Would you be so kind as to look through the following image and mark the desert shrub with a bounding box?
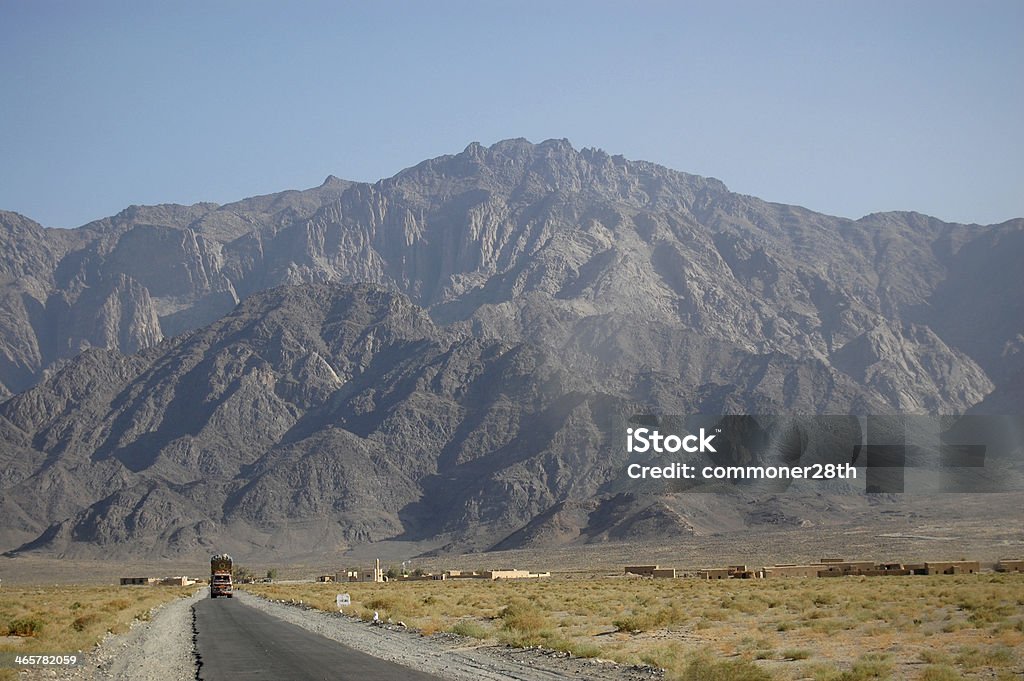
[955,646,1013,668]
[365,596,396,611]
[104,598,131,612]
[71,613,100,632]
[565,641,602,658]
[449,619,489,638]
[918,665,964,681]
[613,603,687,632]
[8,616,44,637]
[783,649,811,660]
[678,654,772,681]
[613,614,645,632]
[830,653,892,680]
[813,592,837,606]
[810,618,845,634]
[543,635,600,658]
[959,597,1014,626]
[499,599,548,634]
[639,642,688,673]
[417,617,444,636]
[362,592,418,619]
[919,650,954,666]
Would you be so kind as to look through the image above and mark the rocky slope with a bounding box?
[0,139,1021,558]
[0,284,634,555]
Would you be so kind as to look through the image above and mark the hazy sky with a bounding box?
[2,1,1021,228]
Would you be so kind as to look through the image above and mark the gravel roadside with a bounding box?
[18,589,203,681]
[235,590,662,681]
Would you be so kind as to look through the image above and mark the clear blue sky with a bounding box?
[2,0,1021,228]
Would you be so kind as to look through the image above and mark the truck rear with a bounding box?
[210,553,233,598]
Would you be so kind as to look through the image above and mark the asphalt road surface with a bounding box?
[194,596,447,680]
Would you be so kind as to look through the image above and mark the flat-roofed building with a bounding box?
[923,561,979,575]
[817,561,876,576]
[624,565,660,577]
[764,564,826,579]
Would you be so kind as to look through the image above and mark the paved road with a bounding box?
[194,596,447,680]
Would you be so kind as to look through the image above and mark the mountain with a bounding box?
[0,283,630,555]
[0,139,1021,558]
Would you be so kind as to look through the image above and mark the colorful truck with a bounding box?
[210,553,233,598]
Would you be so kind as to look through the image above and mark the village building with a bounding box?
[698,568,732,580]
[121,576,195,586]
[764,564,826,579]
[342,558,386,583]
[921,561,980,575]
[685,557,987,580]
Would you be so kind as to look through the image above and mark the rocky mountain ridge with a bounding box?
[1,138,1021,558]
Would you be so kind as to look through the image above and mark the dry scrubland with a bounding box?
[0,585,194,681]
[245,574,1024,681]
